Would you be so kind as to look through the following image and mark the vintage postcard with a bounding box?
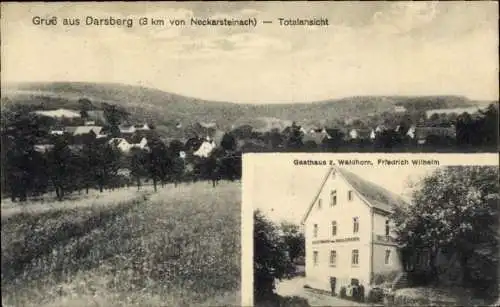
[1,2,498,307]
[243,153,499,306]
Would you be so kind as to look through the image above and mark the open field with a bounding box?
[1,181,241,307]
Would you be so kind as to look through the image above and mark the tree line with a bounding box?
[232,103,498,153]
[1,110,242,202]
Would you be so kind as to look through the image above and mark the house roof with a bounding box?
[34,109,81,118]
[73,126,103,136]
[301,167,409,225]
[303,131,328,144]
[109,138,129,146]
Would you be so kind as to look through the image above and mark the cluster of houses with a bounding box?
[31,108,222,158]
[296,124,455,146]
[273,104,488,147]
[30,103,486,156]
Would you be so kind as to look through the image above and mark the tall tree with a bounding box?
[221,132,237,152]
[280,222,305,264]
[254,210,291,300]
[167,139,185,186]
[46,137,79,200]
[94,143,121,192]
[2,112,47,201]
[393,166,499,291]
[476,103,499,149]
[284,122,304,151]
[129,147,148,190]
[102,103,129,137]
[78,98,93,119]
[147,138,169,192]
[263,129,284,150]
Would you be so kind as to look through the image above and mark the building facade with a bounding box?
[301,167,407,294]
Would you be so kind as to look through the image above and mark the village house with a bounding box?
[407,125,456,145]
[133,123,151,131]
[108,137,148,153]
[109,138,133,153]
[50,130,65,136]
[34,144,55,153]
[119,125,137,134]
[301,167,408,294]
[302,127,331,146]
[193,137,216,158]
[72,126,103,136]
[394,105,407,113]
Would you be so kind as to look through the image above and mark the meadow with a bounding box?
[1,181,241,307]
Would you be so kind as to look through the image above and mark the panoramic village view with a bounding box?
[251,162,499,307]
[2,2,499,307]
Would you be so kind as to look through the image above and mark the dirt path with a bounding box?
[276,277,371,307]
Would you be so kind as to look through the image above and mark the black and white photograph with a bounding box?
[1,2,498,307]
[244,154,499,307]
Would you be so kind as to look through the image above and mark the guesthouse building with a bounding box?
[301,167,408,294]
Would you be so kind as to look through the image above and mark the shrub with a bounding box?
[393,288,459,306]
[366,287,384,303]
[255,293,311,307]
[407,269,437,286]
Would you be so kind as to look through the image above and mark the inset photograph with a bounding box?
[246,154,499,307]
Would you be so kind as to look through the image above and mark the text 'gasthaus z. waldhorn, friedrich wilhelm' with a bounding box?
[292,158,440,167]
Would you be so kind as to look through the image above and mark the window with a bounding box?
[313,224,318,238]
[331,221,337,236]
[385,220,390,236]
[348,190,354,201]
[352,249,359,266]
[330,250,337,266]
[353,217,359,233]
[313,251,319,266]
[318,198,322,209]
[331,190,337,206]
[385,250,391,265]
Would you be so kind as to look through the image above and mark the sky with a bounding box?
[243,153,498,225]
[1,2,498,103]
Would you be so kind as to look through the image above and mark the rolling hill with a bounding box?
[1,81,491,134]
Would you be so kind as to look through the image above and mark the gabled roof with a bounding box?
[303,131,328,145]
[301,167,409,225]
[108,138,130,147]
[73,126,102,136]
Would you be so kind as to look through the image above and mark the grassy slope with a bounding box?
[1,82,488,134]
[1,182,241,307]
